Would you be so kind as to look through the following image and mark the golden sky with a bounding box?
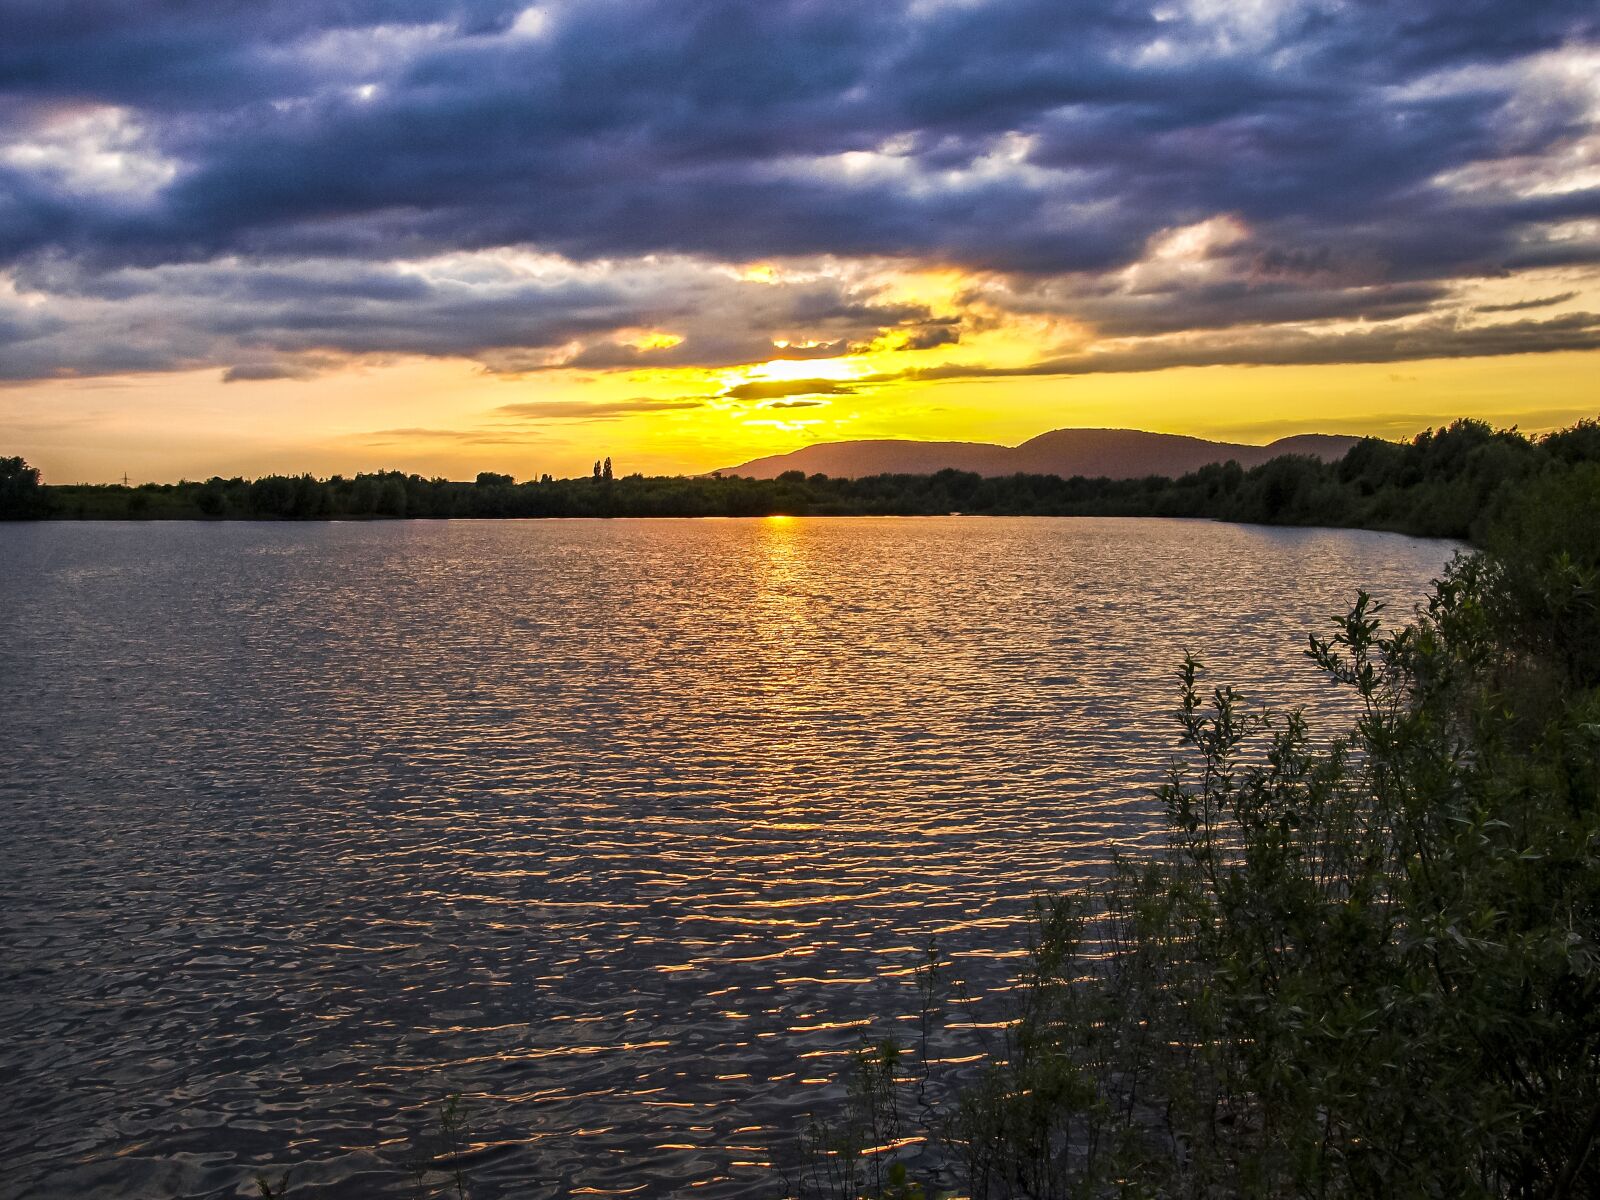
[5,249,1597,483]
[6,342,1596,484]
[3,8,1598,482]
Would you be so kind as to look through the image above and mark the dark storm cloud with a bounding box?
[495,397,706,419]
[1474,291,1579,313]
[721,379,857,401]
[0,250,944,379]
[221,362,315,382]
[356,424,556,446]
[982,276,1456,340]
[904,311,1600,379]
[0,254,664,379]
[1,0,1597,379]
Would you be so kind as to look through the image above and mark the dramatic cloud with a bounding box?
[0,250,939,380]
[905,311,1600,378]
[1474,291,1579,313]
[495,397,707,419]
[2,0,1598,387]
[721,379,858,401]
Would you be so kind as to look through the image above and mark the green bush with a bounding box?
[0,455,49,518]
[800,475,1600,1198]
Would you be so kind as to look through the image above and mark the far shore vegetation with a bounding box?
[4,416,1599,542]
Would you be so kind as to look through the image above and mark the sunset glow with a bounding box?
[2,5,1597,481]
[6,6,1600,1195]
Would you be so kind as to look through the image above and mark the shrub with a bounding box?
[800,475,1600,1198]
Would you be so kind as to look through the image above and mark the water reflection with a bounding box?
[0,517,1456,1198]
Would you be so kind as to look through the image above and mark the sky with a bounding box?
[1,1,1598,482]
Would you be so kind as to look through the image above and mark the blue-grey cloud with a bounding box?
[902,311,1600,379]
[221,361,316,382]
[1,0,1597,380]
[1474,291,1578,313]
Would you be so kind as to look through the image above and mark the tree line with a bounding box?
[3,417,1598,542]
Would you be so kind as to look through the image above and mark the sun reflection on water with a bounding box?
[0,516,1459,1199]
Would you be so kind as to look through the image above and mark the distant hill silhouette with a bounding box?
[714,428,1360,480]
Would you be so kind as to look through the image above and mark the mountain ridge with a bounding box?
[714,428,1361,480]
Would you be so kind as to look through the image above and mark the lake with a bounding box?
[0,517,1457,1198]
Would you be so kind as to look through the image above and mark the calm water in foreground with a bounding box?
[1,517,1457,1198]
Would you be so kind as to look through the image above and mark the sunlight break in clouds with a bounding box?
[0,105,178,198]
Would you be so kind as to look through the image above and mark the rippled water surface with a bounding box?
[1,517,1457,1198]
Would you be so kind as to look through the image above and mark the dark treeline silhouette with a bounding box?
[6,417,1599,540]
[0,455,49,519]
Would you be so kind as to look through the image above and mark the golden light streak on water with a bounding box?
[0,516,1457,1197]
